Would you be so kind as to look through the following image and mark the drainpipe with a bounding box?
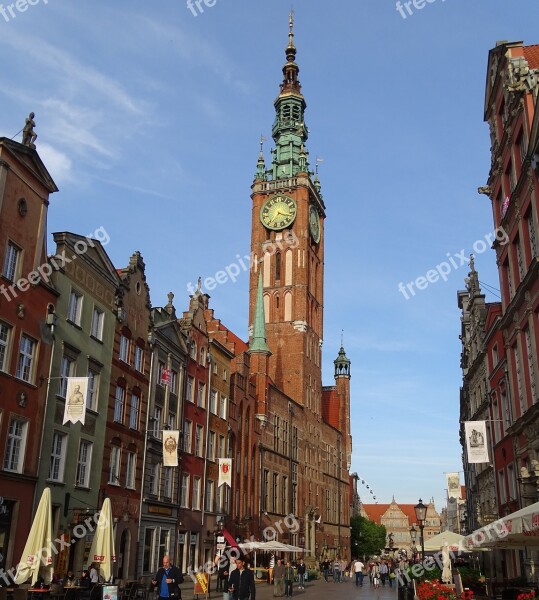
[137,329,156,574]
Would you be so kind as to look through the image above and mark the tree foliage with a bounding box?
[350,514,387,559]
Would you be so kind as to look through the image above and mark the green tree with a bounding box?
[350,515,387,559]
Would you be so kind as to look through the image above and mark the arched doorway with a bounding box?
[118,528,131,579]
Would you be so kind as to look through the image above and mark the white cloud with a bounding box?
[38,143,73,184]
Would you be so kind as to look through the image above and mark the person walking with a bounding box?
[321,559,330,583]
[333,558,340,583]
[296,559,306,590]
[379,560,389,586]
[273,559,285,597]
[353,558,365,587]
[152,555,184,600]
[339,559,347,583]
[228,557,256,600]
[268,554,275,585]
[284,561,294,597]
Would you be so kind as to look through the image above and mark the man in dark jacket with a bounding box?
[152,555,184,600]
[228,557,256,600]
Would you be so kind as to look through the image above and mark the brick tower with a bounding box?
[249,13,325,416]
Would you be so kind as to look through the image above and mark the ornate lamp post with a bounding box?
[414,499,427,562]
[409,525,417,563]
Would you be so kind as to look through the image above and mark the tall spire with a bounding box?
[249,271,271,354]
[270,13,309,179]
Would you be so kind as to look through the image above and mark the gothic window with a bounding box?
[275,251,281,281]
[284,291,292,321]
[264,294,270,323]
[285,249,293,286]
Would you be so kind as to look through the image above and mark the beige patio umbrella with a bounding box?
[14,487,54,585]
[88,498,116,582]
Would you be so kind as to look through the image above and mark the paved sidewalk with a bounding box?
[178,576,400,600]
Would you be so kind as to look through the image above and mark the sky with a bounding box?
[1,0,539,514]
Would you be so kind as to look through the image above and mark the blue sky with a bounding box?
[1,0,539,513]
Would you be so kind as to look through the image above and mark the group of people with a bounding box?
[320,558,349,583]
[270,557,306,597]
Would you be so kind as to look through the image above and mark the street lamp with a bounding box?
[410,525,417,563]
[414,499,427,562]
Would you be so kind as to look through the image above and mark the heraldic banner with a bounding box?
[63,377,89,425]
[446,472,461,499]
[218,458,232,487]
[464,421,490,464]
[163,431,179,467]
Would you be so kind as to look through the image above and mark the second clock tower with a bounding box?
[249,14,325,415]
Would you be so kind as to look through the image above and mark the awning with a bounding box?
[423,530,467,552]
[464,502,539,549]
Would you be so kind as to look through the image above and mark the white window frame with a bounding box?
[197,383,206,408]
[87,367,100,411]
[210,389,218,415]
[208,431,216,461]
[4,417,28,473]
[218,434,226,459]
[67,290,83,326]
[186,376,194,403]
[152,406,162,437]
[49,431,67,482]
[170,370,178,395]
[129,393,140,429]
[0,322,12,373]
[219,395,228,420]
[90,307,104,340]
[109,446,121,485]
[134,346,144,372]
[3,241,21,282]
[192,476,201,510]
[76,440,92,487]
[149,463,160,496]
[183,420,192,453]
[205,480,214,512]
[163,467,172,499]
[126,451,136,489]
[59,355,76,398]
[114,386,125,423]
[119,335,130,363]
[16,334,36,383]
[195,424,204,457]
[180,473,190,508]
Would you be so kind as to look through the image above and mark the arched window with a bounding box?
[275,251,281,281]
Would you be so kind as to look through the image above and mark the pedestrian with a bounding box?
[372,564,380,589]
[228,557,256,600]
[339,558,346,583]
[297,558,306,590]
[333,558,340,583]
[353,558,364,587]
[284,561,294,597]
[321,559,330,582]
[89,563,99,588]
[268,554,275,585]
[151,555,184,600]
[379,560,389,586]
[273,559,285,597]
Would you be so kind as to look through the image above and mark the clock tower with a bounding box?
[249,14,325,414]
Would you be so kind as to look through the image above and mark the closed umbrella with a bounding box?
[88,498,116,582]
[441,544,452,584]
[14,488,54,585]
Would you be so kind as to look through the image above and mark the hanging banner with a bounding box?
[464,421,490,463]
[446,473,461,499]
[63,377,89,425]
[163,431,179,467]
[161,368,171,387]
[218,458,232,487]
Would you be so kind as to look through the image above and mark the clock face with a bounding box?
[309,205,321,243]
[260,194,297,231]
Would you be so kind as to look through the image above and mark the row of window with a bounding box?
[261,470,297,515]
[108,445,137,488]
[182,422,227,460]
[0,323,38,383]
[114,386,141,429]
[49,431,93,487]
[185,378,228,418]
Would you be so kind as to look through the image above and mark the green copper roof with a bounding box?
[269,13,310,180]
[250,271,271,354]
